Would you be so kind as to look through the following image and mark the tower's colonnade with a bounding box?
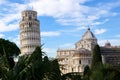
[20,10,40,55]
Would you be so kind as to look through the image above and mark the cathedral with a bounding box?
[56,28,120,74]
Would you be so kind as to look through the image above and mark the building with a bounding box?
[20,10,41,55]
[101,42,120,67]
[56,28,120,74]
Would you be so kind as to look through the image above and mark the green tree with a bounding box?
[0,38,19,74]
[62,72,82,80]
[7,46,45,80]
[90,64,120,80]
[0,49,10,80]
[6,46,62,80]
[91,44,102,70]
[0,38,20,57]
[83,65,91,80]
[90,65,104,80]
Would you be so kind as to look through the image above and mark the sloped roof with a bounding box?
[75,48,91,54]
[73,48,91,57]
[100,47,120,55]
[82,28,97,40]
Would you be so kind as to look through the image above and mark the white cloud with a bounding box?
[0,22,19,32]
[0,0,120,32]
[27,0,120,26]
[27,0,94,26]
[0,0,6,5]
[0,1,27,32]
[29,0,89,16]
[0,34,5,38]
[94,29,107,35]
[41,31,61,37]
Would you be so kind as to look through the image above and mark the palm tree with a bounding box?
[6,46,62,80]
[0,47,10,80]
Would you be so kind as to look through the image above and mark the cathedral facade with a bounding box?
[56,28,120,74]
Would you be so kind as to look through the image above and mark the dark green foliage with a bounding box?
[0,50,10,79]
[30,46,43,62]
[91,44,102,70]
[83,65,91,80]
[89,45,120,80]
[62,72,82,80]
[7,57,15,69]
[5,46,62,80]
[90,64,120,80]
[0,38,19,72]
[1,40,120,80]
[90,44,120,80]
[0,38,20,57]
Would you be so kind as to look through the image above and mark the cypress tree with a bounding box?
[91,44,102,70]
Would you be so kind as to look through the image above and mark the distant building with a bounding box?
[101,42,120,67]
[20,10,41,55]
[56,28,120,74]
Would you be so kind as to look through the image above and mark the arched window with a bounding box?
[79,60,81,64]
[72,68,73,72]
[29,23,32,27]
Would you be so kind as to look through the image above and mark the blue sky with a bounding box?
[0,0,120,57]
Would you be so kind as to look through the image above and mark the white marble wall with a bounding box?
[20,10,40,55]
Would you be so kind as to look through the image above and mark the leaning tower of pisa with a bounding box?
[20,10,41,55]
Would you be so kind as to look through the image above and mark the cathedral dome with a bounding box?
[82,28,97,40]
[105,41,111,47]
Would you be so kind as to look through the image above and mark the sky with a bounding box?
[0,0,120,57]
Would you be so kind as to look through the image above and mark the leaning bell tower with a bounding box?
[20,10,41,55]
